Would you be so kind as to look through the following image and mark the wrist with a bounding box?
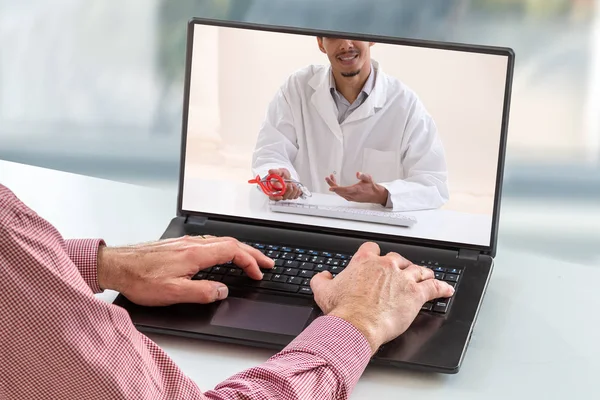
[327,307,381,355]
[97,246,128,292]
[375,184,389,206]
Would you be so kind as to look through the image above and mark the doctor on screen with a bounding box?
[251,36,449,212]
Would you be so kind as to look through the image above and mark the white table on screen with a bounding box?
[182,177,493,246]
[2,159,598,400]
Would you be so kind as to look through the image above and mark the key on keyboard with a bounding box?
[192,241,459,314]
[269,202,417,227]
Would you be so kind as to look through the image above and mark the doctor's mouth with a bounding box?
[336,50,360,67]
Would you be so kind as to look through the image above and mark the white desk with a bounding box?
[182,177,493,246]
[2,160,599,400]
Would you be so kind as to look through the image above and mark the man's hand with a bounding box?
[326,172,389,206]
[310,242,454,355]
[267,168,302,201]
[97,236,274,306]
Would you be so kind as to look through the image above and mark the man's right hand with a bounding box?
[267,168,302,201]
[310,242,455,355]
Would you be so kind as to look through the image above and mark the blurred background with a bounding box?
[1,0,598,262]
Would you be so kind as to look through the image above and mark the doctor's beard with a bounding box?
[341,69,361,78]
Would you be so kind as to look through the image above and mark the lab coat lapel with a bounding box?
[341,97,376,125]
[341,60,388,126]
[309,68,343,141]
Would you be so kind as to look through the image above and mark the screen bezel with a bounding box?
[177,17,515,258]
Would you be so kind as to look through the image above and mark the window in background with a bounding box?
[0,0,598,197]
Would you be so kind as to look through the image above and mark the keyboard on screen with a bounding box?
[269,202,418,227]
[192,241,460,314]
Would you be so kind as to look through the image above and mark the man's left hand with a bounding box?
[97,236,274,306]
[326,172,389,206]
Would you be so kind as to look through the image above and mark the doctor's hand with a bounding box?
[96,235,274,306]
[326,172,389,206]
[267,168,303,201]
[310,242,455,355]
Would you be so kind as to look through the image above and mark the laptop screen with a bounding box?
[181,21,512,249]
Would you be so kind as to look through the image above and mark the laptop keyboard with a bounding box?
[192,241,461,314]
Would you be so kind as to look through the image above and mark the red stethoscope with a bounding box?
[248,173,312,198]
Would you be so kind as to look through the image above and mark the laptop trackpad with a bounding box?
[210,297,313,336]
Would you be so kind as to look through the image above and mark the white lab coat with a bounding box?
[252,59,449,212]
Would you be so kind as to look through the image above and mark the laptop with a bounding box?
[114,17,514,374]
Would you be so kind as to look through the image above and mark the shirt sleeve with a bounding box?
[251,87,301,182]
[0,184,371,400]
[64,238,106,294]
[381,97,450,212]
[206,316,372,399]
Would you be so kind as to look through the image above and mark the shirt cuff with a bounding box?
[64,239,106,294]
[279,315,372,393]
[385,190,393,208]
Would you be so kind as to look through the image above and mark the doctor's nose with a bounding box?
[338,39,355,50]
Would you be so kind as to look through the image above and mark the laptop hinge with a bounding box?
[185,215,208,226]
[457,248,480,261]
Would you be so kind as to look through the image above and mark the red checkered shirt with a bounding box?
[0,184,372,399]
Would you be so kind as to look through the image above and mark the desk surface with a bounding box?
[2,160,599,400]
[182,177,493,246]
